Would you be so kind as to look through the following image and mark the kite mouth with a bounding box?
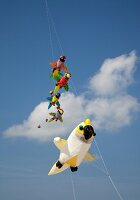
[83,125,94,140]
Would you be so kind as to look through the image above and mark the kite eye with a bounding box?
[79,125,84,130]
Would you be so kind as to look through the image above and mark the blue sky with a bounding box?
[0,0,140,200]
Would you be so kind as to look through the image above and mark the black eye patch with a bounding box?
[84,125,94,134]
[79,125,84,130]
[84,125,95,140]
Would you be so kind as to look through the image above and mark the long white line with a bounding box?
[94,139,125,200]
[44,0,54,60]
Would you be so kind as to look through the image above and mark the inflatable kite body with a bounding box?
[48,118,96,175]
[48,108,64,123]
[54,72,71,94]
[50,67,63,82]
[47,92,61,109]
[50,55,68,72]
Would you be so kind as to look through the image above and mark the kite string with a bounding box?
[94,139,125,200]
[94,139,109,175]
[50,16,64,55]
[70,173,77,200]
[44,0,54,60]
[45,0,63,56]
[44,1,77,200]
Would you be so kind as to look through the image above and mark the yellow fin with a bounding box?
[54,137,67,150]
[65,156,78,167]
[84,152,95,161]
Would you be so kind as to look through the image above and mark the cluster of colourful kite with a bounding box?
[37,55,97,176]
[38,55,71,127]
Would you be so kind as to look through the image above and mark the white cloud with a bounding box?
[90,51,137,96]
[3,51,140,141]
[4,93,87,142]
[85,95,139,130]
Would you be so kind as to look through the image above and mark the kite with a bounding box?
[53,72,71,94]
[50,67,63,82]
[47,91,61,109]
[50,55,68,72]
[48,118,96,175]
[48,107,64,123]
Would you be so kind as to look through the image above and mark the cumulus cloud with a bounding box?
[3,51,140,141]
[85,95,139,130]
[4,93,87,141]
[90,51,137,96]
